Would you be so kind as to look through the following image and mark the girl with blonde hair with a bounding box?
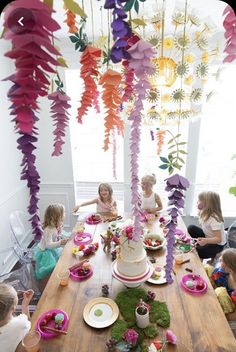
[140,174,163,214]
[73,183,117,214]
[0,283,34,352]
[188,191,226,259]
[34,203,69,281]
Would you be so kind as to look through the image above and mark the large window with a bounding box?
[66,65,236,217]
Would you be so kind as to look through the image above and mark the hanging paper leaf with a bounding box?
[57,56,68,67]
[77,46,102,123]
[3,0,62,240]
[63,0,86,18]
[127,39,155,241]
[48,90,71,156]
[64,9,78,33]
[99,69,124,151]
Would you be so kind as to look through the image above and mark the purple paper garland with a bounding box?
[3,0,61,240]
[165,174,190,283]
[127,40,155,241]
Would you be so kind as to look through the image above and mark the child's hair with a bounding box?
[221,248,236,277]
[43,203,65,229]
[0,283,17,321]
[141,174,156,186]
[198,191,224,223]
[98,183,113,202]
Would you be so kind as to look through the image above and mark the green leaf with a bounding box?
[131,18,147,27]
[174,133,181,139]
[69,35,79,43]
[160,156,169,163]
[168,137,174,144]
[173,163,181,170]
[229,186,236,196]
[179,150,188,154]
[178,157,185,164]
[63,0,87,18]
[75,41,82,50]
[124,0,135,12]
[134,0,140,13]
[168,144,176,149]
[168,166,174,174]
[168,154,174,161]
[55,80,60,86]
[177,142,187,145]
[159,164,169,170]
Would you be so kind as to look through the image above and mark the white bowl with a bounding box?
[143,233,166,250]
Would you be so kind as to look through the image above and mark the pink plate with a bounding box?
[69,267,93,281]
[85,215,102,225]
[36,309,69,339]
[180,273,208,295]
[74,232,92,245]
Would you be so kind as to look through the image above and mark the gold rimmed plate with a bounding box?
[83,297,119,328]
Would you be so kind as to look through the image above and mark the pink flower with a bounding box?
[166,330,177,345]
[159,216,166,223]
[123,328,139,346]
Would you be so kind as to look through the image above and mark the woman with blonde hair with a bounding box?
[188,191,226,259]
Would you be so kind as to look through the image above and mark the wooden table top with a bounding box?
[30,215,236,352]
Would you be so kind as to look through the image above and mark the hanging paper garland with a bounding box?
[156,129,166,155]
[99,69,124,151]
[127,40,155,241]
[164,174,190,283]
[77,46,102,123]
[64,9,78,33]
[48,89,71,157]
[104,0,132,63]
[3,0,61,240]
[222,5,236,63]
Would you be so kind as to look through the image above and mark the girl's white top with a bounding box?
[201,216,226,245]
[0,314,31,352]
[38,227,61,250]
[141,192,156,210]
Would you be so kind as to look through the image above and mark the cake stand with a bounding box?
[112,260,154,288]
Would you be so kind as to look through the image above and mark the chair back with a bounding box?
[227,220,236,248]
[9,210,33,248]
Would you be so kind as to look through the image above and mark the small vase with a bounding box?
[135,307,150,329]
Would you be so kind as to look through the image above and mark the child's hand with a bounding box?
[61,238,69,246]
[73,205,80,213]
[197,237,207,246]
[22,289,34,304]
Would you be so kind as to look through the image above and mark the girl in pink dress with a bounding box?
[73,183,117,214]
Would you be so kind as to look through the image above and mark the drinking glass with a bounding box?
[175,249,184,265]
[57,269,70,286]
[22,330,41,352]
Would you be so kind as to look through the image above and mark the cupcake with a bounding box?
[185,280,194,289]
[54,313,64,329]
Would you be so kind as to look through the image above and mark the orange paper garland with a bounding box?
[77,46,101,123]
[64,9,78,33]
[156,129,166,155]
[99,69,124,151]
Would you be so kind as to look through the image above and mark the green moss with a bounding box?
[115,288,147,324]
[149,301,170,328]
[141,341,148,352]
[111,320,128,340]
[143,325,158,338]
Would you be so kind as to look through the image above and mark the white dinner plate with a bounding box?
[83,298,119,328]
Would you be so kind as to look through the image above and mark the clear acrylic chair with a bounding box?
[227,220,236,248]
[9,210,39,264]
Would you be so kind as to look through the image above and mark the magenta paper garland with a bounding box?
[3,0,61,240]
[164,174,190,283]
[48,91,71,156]
[127,40,155,241]
[222,5,236,63]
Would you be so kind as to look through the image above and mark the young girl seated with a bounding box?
[73,183,117,214]
[34,204,69,283]
[188,191,226,259]
[0,284,34,352]
[205,248,236,314]
[140,174,163,214]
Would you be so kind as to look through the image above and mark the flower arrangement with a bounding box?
[136,299,150,315]
[148,330,177,352]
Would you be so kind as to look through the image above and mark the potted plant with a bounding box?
[135,299,150,329]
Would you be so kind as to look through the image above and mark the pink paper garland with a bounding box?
[3,0,61,240]
[48,91,71,156]
[127,40,155,241]
[222,5,236,63]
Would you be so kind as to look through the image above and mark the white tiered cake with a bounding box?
[117,233,147,277]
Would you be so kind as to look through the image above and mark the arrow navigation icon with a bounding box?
[18,17,24,26]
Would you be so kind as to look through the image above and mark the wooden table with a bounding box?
[31,215,236,352]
